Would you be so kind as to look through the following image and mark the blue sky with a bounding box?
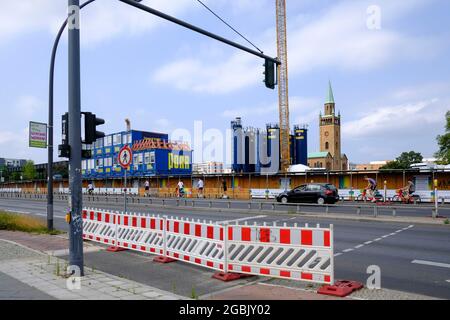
[0,0,449,165]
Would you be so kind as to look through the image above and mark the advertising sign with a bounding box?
[29,121,47,148]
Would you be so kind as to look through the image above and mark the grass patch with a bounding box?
[444,219,449,225]
[0,211,62,235]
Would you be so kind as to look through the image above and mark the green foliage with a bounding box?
[22,160,36,180]
[0,211,61,234]
[435,111,450,165]
[380,151,423,170]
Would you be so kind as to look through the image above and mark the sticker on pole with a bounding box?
[118,145,132,169]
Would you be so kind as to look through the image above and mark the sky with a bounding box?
[0,0,449,166]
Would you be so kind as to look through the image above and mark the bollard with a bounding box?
[260,203,263,211]
[357,207,361,216]
[248,203,251,210]
[162,199,165,207]
[296,205,300,213]
[176,199,179,207]
[227,202,231,209]
[192,201,195,208]
[392,207,396,216]
[272,203,275,211]
[209,201,212,208]
[373,205,378,217]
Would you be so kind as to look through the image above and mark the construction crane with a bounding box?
[276,0,291,172]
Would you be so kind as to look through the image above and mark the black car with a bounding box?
[276,183,339,205]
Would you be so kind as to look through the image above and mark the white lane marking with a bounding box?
[2,209,65,220]
[332,226,415,258]
[446,280,450,283]
[412,260,450,269]
[217,215,267,225]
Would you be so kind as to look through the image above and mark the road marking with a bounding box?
[334,253,343,257]
[343,248,354,253]
[412,260,450,269]
[389,233,396,236]
[354,244,364,249]
[381,235,389,238]
[2,209,65,220]
[374,238,382,241]
[218,215,267,225]
[364,241,373,245]
[446,280,450,283]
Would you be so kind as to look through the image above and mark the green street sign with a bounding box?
[29,121,47,149]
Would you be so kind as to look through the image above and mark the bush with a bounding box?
[0,211,61,235]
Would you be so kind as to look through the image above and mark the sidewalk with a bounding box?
[0,231,185,300]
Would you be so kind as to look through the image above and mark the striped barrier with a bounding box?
[82,208,334,285]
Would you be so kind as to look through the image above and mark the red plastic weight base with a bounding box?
[317,280,364,297]
[106,246,128,252]
[153,256,177,264]
[212,272,254,282]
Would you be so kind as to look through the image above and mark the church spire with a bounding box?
[325,80,335,104]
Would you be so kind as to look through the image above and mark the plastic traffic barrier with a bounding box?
[317,280,364,297]
[82,208,335,285]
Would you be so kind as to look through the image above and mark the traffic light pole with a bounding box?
[68,0,84,276]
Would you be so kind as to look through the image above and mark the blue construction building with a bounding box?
[82,130,192,179]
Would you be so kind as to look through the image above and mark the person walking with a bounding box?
[197,178,204,198]
[222,178,227,199]
[144,180,150,197]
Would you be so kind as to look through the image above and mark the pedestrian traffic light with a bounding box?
[263,58,276,89]
[58,112,70,158]
[82,112,105,145]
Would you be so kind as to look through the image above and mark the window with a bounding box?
[325,142,329,150]
[133,153,143,165]
[95,138,103,148]
[113,134,121,145]
[144,152,155,164]
[122,133,131,145]
[96,158,103,168]
[104,157,112,167]
[82,160,87,170]
[104,135,112,147]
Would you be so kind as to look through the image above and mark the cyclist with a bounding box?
[401,180,415,202]
[364,176,377,202]
[177,180,185,198]
[87,182,94,195]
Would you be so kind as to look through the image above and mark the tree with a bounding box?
[22,160,36,180]
[381,151,423,170]
[435,111,450,164]
[0,165,9,182]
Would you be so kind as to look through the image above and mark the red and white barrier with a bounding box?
[82,208,334,285]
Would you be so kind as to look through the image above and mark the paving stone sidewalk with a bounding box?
[0,238,186,300]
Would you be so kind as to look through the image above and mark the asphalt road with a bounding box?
[1,197,449,299]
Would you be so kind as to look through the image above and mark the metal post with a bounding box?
[434,179,438,218]
[68,0,84,276]
[124,169,127,213]
[330,224,335,285]
[383,180,387,203]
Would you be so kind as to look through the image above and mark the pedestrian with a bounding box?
[88,181,94,195]
[144,179,150,197]
[197,178,204,198]
[177,180,185,198]
[222,178,227,198]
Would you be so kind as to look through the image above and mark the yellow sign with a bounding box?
[168,153,190,170]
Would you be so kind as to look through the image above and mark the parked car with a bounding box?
[276,183,339,205]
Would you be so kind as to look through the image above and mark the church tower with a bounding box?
[319,81,342,170]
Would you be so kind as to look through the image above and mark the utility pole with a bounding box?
[68,0,84,276]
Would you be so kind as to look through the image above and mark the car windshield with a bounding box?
[325,184,336,190]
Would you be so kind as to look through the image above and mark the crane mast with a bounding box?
[276,0,291,172]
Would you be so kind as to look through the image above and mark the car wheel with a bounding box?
[281,196,288,204]
[317,197,325,205]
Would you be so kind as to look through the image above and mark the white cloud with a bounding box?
[0,0,194,46]
[152,0,441,94]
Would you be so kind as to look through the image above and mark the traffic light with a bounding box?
[263,58,276,89]
[82,112,105,145]
[58,112,70,158]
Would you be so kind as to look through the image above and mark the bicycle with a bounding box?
[392,189,421,204]
[356,188,384,202]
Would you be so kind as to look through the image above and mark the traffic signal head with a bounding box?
[263,59,276,89]
[82,112,105,145]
